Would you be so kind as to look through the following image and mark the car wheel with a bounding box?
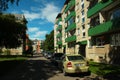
[63,68,67,76]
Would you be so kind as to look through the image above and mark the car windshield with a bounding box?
[68,56,84,61]
[54,53,63,57]
[53,53,63,60]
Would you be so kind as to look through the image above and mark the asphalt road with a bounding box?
[0,54,88,80]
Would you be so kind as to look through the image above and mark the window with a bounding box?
[88,39,92,48]
[81,10,84,16]
[96,37,105,46]
[87,23,90,28]
[111,33,120,46]
[76,15,80,23]
[68,17,75,26]
[76,3,79,11]
[82,24,85,30]
[68,56,84,61]
[82,32,85,38]
[110,9,120,20]
[81,0,84,2]
[81,4,84,9]
[82,17,85,23]
[78,28,80,35]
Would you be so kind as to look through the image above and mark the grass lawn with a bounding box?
[89,61,120,79]
[0,55,28,61]
[0,55,28,76]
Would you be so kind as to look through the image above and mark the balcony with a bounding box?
[56,33,62,38]
[77,40,87,45]
[56,25,62,31]
[65,35,76,42]
[56,18,62,24]
[65,11,76,22]
[57,41,62,45]
[64,0,75,13]
[87,0,94,1]
[87,0,113,18]
[65,23,76,32]
[88,18,120,36]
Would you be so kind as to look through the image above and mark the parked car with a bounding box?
[51,53,64,66]
[46,52,53,59]
[59,54,89,76]
[42,51,48,57]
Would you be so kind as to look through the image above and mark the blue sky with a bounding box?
[6,0,65,40]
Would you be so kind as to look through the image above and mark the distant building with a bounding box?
[32,39,42,53]
[2,14,27,55]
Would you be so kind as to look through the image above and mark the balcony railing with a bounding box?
[88,18,120,36]
[56,18,62,24]
[77,40,87,45]
[56,33,62,38]
[56,25,62,31]
[65,23,76,32]
[65,35,76,42]
[65,11,76,22]
[64,0,75,13]
[87,0,113,18]
[57,40,62,45]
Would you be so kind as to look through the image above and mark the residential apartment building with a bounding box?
[2,14,27,55]
[54,0,120,64]
[87,0,120,64]
[54,0,89,55]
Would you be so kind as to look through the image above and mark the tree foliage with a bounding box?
[0,14,27,48]
[43,30,54,52]
[0,0,20,12]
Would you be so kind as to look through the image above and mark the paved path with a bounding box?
[0,54,89,80]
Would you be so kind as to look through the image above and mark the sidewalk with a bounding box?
[79,73,105,80]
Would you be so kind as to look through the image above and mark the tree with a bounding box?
[0,0,20,12]
[25,39,33,56]
[0,14,27,48]
[43,30,54,52]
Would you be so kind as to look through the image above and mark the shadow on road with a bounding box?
[0,54,61,80]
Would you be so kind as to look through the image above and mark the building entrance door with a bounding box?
[78,44,86,57]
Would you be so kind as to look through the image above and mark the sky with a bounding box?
[6,0,65,40]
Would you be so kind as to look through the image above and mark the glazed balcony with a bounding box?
[65,11,76,22]
[56,25,62,31]
[87,0,113,18]
[88,18,120,36]
[65,23,76,32]
[64,0,75,13]
[56,33,62,38]
[65,35,76,42]
[56,18,62,24]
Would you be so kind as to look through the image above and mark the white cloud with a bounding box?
[22,10,41,21]
[11,10,19,14]
[22,2,60,23]
[34,31,48,37]
[40,3,60,23]
[30,31,48,40]
[27,27,48,40]
[28,27,39,32]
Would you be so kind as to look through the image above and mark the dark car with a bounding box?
[46,52,53,59]
[51,53,64,66]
